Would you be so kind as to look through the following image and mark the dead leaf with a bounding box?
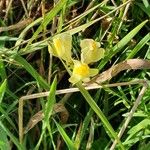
[24,103,69,134]
[86,59,150,85]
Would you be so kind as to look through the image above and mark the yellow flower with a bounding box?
[69,60,98,84]
[48,33,72,63]
[80,39,105,64]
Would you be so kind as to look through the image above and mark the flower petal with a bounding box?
[82,48,105,64]
[48,33,72,63]
[81,39,105,64]
[53,33,72,62]
[69,60,99,84]
[89,68,99,77]
[80,39,100,51]
[73,60,90,78]
[69,60,90,84]
[48,44,57,56]
[69,74,81,84]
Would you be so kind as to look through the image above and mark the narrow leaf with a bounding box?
[44,77,57,126]
[26,0,68,48]
[98,20,148,70]
[14,54,49,90]
[0,58,7,82]
[76,83,125,150]
[0,121,24,150]
[0,125,11,150]
[127,33,150,59]
[0,79,7,103]
[128,119,150,139]
[54,120,77,150]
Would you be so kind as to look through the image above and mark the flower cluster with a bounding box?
[48,33,105,84]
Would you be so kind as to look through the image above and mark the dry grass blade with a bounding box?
[86,118,94,150]
[24,110,43,134]
[86,59,150,85]
[0,18,33,33]
[24,103,69,134]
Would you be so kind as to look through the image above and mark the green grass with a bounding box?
[0,0,150,149]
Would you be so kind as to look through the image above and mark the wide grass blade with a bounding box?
[0,121,24,150]
[98,20,148,70]
[0,79,7,103]
[0,125,11,150]
[44,76,57,127]
[35,77,57,149]
[127,33,150,59]
[126,118,150,141]
[14,54,49,90]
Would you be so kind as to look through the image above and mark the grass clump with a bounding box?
[0,0,150,149]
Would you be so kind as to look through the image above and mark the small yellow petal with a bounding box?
[80,39,100,51]
[53,38,63,56]
[69,74,81,84]
[73,60,89,78]
[81,39,105,64]
[91,41,97,49]
[48,33,72,63]
[48,44,57,56]
[69,60,90,84]
[73,64,89,77]
[69,60,99,84]
[89,69,99,77]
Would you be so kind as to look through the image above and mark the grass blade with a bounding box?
[44,76,57,126]
[66,0,131,35]
[54,120,77,150]
[126,118,150,141]
[0,125,11,150]
[127,33,150,59]
[0,121,24,150]
[0,36,18,41]
[0,79,7,103]
[0,106,17,131]
[98,20,148,70]
[14,54,49,90]
[76,83,125,150]
[0,58,7,82]
[35,77,57,149]
[26,0,68,48]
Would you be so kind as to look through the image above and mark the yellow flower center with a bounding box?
[73,63,89,77]
[53,38,62,55]
[91,41,97,50]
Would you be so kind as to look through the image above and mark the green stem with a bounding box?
[76,82,125,150]
[62,59,124,149]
